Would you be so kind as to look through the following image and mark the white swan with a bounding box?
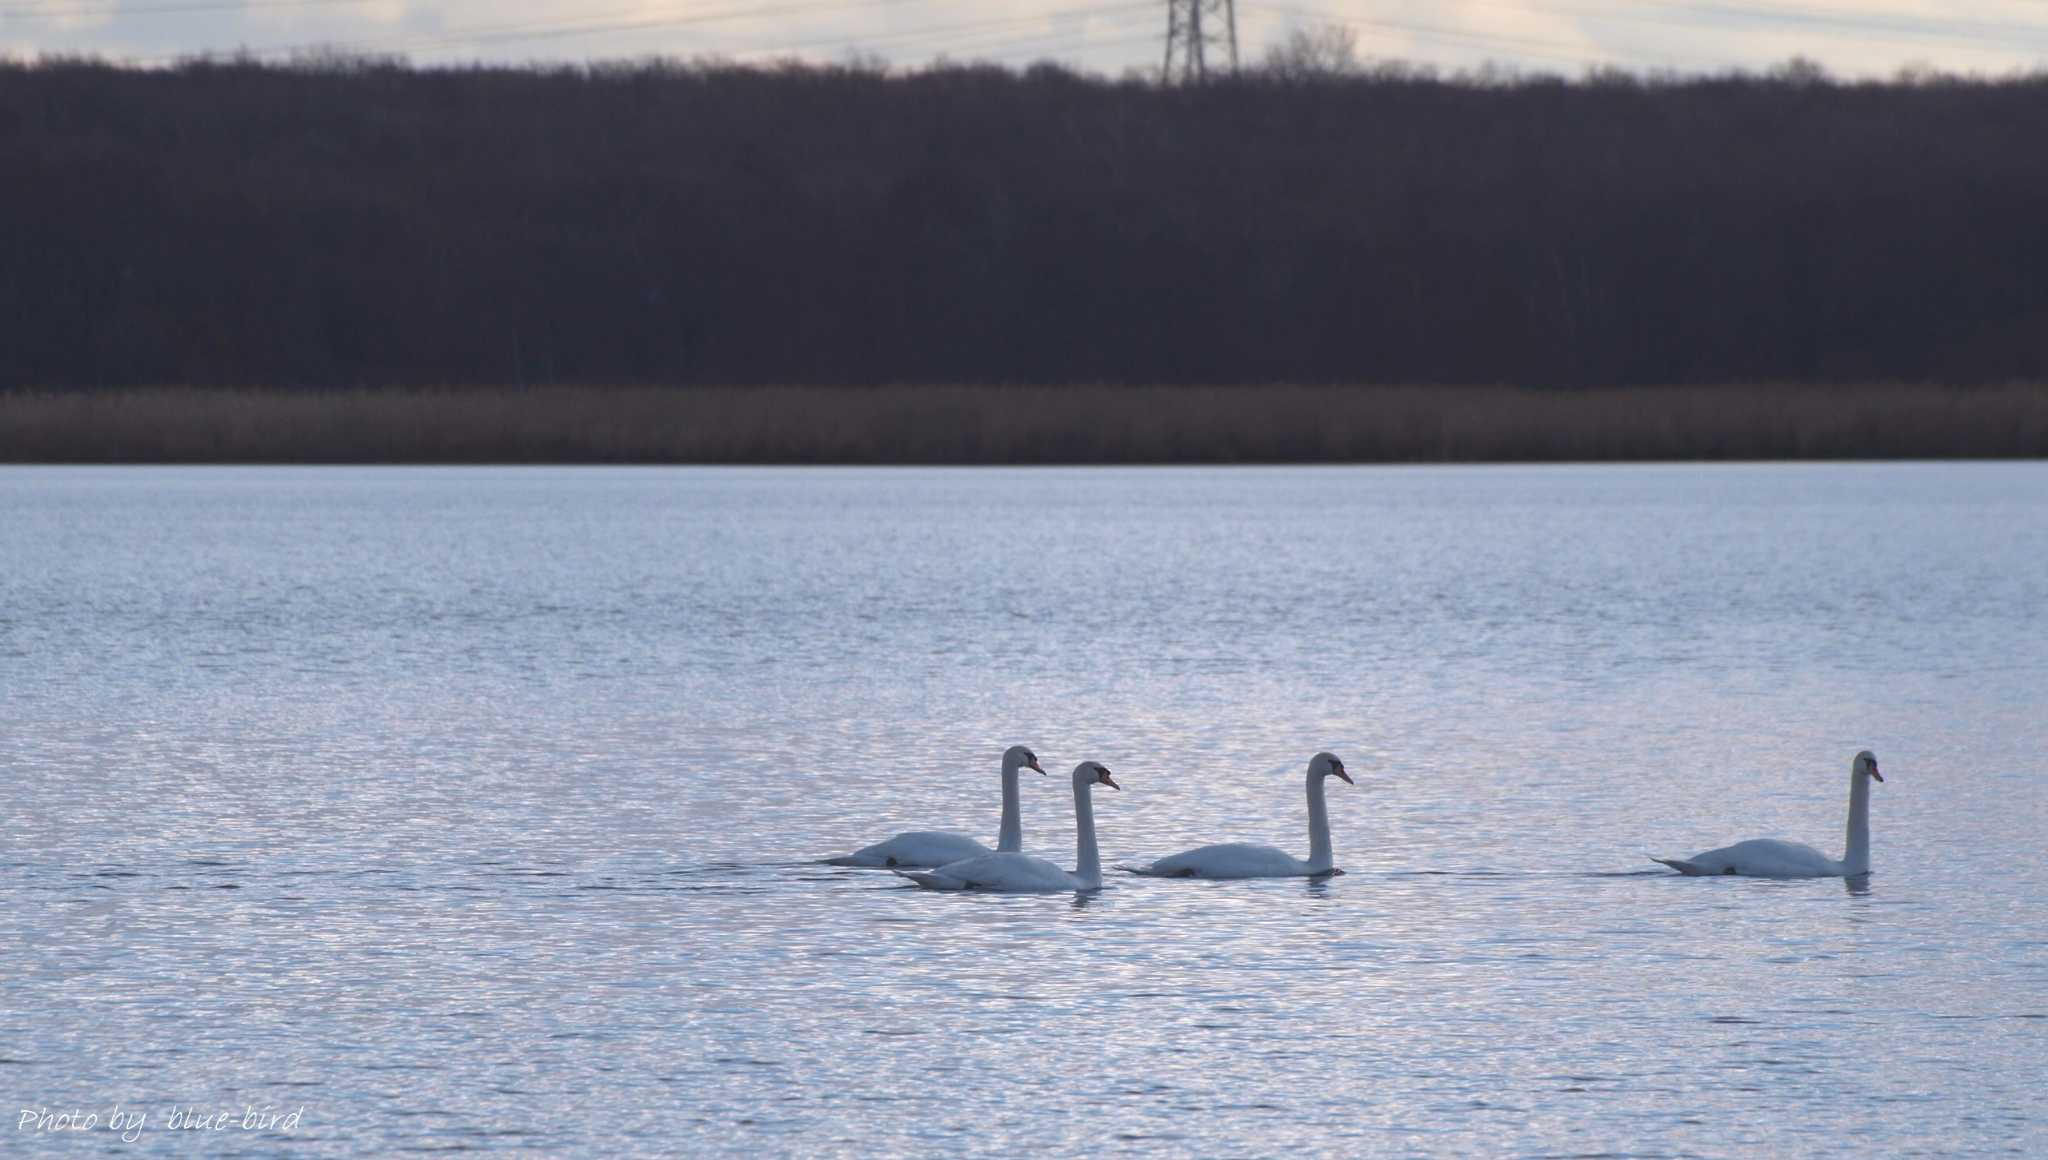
[1126,752,1353,879]
[826,745,1045,868]
[1653,750,1883,878]
[899,762,1120,892]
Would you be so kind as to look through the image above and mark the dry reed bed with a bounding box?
[2,384,2045,463]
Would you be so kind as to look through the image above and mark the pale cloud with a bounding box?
[1247,1,2048,76]
[3,0,2045,76]
[11,1,114,35]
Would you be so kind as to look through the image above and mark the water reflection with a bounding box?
[2,464,2043,1157]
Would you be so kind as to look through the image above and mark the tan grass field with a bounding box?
[2,384,2044,463]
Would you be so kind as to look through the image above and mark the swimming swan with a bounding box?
[826,745,1045,868]
[898,762,1121,892]
[1125,752,1353,879]
[1653,750,1883,878]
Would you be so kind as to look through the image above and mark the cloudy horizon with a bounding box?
[4,0,2048,78]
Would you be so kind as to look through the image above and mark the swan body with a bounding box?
[1653,750,1883,879]
[830,830,993,870]
[1127,752,1352,880]
[826,746,1044,868]
[1139,842,1325,879]
[1652,839,1842,878]
[901,762,1120,892]
[900,851,1084,893]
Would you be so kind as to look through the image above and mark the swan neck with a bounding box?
[1306,772,1333,872]
[1072,780,1101,889]
[1843,770,1872,875]
[996,762,1022,854]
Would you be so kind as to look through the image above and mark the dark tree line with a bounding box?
[4,55,2047,389]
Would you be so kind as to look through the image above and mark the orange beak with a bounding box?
[1097,770,1121,791]
[1027,757,1046,775]
[1332,765,1354,785]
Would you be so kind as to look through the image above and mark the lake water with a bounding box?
[3,463,2044,1156]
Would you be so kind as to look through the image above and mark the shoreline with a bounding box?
[3,384,2045,465]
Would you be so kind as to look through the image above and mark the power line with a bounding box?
[37,0,2048,76]
[915,15,1158,63]
[731,1,1153,62]
[412,0,929,52]
[218,0,1159,69]
[976,27,1161,64]
[136,0,936,65]
[1622,0,2048,48]
[1237,0,2037,71]
[0,0,383,18]
[1242,0,1631,68]
[758,21,1161,67]
[1252,0,2048,60]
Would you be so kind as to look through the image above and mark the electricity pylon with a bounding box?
[1163,0,1238,83]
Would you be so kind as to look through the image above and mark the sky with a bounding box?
[4,0,2048,78]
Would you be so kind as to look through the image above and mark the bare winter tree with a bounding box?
[1260,24,1359,79]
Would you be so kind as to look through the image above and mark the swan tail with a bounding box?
[1651,857,1706,876]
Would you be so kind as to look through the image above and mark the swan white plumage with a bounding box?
[826,745,1045,868]
[898,762,1121,892]
[1653,750,1883,878]
[1125,752,1353,879]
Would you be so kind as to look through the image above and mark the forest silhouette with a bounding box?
[7,55,2048,394]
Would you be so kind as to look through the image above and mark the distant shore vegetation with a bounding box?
[3,384,2042,463]
[5,53,2048,398]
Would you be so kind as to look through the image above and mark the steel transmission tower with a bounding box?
[1163,0,1238,83]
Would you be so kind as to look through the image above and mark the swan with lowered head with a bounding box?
[899,762,1121,892]
[826,745,1045,868]
[1126,752,1353,879]
[1653,750,1884,878]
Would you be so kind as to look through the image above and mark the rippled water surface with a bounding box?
[4,464,2045,1156]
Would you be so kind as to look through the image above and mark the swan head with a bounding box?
[1854,750,1883,783]
[1004,745,1047,776]
[1310,751,1353,785]
[1074,761,1120,791]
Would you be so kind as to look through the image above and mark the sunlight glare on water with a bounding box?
[2,464,2044,1155]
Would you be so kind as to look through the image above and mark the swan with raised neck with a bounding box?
[826,745,1045,868]
[899,762,1122,892]
[1653,750,1883,878]
[1126,752,1354,880]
